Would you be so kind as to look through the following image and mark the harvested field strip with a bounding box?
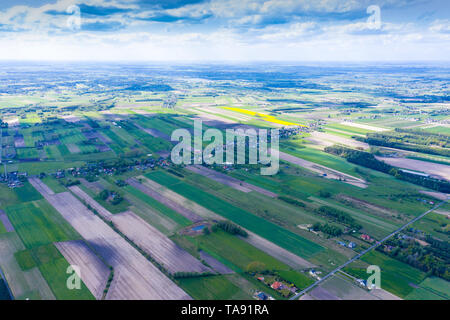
[145,171,324,259]
[68,185,113,220]
[111,211,211,274]
[55,241,110,300]
[0,212,14,232]
[29,177,55,196]
[133,177,222,221]
[318,275,378,300]
[192,107,239,124]
[126,178,203,223]
[376,156,450,181]
[309,131,369,150]
[31,178,190,300]
[41,177,67,194]
[136,117,179,136]
[340,122,388,132]
[123,185,191,227]
[186,165,277,197]
[229,170,282,194]
[123,195,179,235]
[134,122,172,142]
[327,123,375,134]
[14,135,25,148]
[66,144,81,154]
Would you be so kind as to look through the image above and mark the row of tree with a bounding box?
[354,128,450,157]
[312,222,343,237]
[317,205,362,230]
[382,236,449,281]
[212,220,248,237]
[324,145,450,193]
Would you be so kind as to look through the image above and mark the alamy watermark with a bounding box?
[367,5,381,30]
[171,120,279,175]
[66,265,81,290]
[66,5,81,31]
[366,265,381,290]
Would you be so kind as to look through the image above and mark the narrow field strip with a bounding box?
[145,171,325,260]
[29,178,191,300]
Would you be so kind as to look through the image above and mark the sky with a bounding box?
[0,0,449,61]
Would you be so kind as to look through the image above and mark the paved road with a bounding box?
[290,198,448,300]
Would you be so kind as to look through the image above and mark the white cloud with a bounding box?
[0,0,448,61]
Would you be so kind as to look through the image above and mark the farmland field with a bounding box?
[145,171,324,259]
[30,178,190,300]
[344,251,427,298]
[4,199,94,299]
[1,60,449,301]
[123,185,192,227]
[178,275,252,300]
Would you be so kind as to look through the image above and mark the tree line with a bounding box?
[324,145,450,193]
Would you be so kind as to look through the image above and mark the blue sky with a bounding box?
[0,0,448,61]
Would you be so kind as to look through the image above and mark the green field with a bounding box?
[16,148,39,159]
[124,185,191,227]
[280,143,362,178]
[5,200,80,248]
[41,177,67,193]
[14,182,43,203]
[93,193,130,215]
[4,200,93,299]
[412,212,449,242]
[77,184,130,214]
[16,161,85,175]
[411,277,450,299]
[276,270,315,289]
[422,126,450,136]
[38,255,94,300]
[178,275,252,300]
[44,145,63,161]
[193,230,290,272]
[14,249,37,271]
[0,220,7,234]
[344,250,427,298]
[57,144,70,156]
[146,170,324,259]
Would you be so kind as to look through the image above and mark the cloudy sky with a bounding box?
[0,0,449,61]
